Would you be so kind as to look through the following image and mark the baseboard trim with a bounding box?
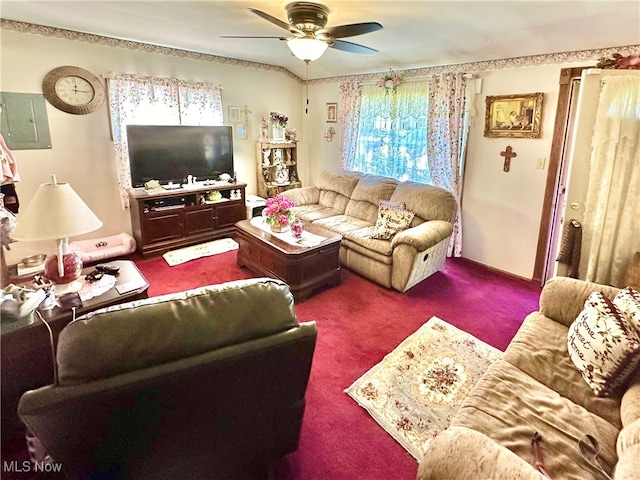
[455,256,540,286]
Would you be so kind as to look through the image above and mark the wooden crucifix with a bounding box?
[500,145,517,172]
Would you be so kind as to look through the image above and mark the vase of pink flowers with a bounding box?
[263,194,295,233]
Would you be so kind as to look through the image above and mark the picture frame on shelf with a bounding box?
[326,102,337,123]
[228,106,241,123]
[235,122,247,139]
[484,92,543,138]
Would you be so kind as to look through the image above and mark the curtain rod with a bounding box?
[358,73,474,86]
[102,73,223,89]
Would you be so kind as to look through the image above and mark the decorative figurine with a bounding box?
[260,116,269,141]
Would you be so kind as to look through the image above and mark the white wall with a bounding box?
[462,65,563,279]
[302,82,343,181]
[1,29,303,262]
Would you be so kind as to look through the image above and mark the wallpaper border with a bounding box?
[2,19,638,85]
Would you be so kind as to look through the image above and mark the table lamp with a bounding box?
[12,174,102,293]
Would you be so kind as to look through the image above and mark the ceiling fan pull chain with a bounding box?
[305,63,309,114]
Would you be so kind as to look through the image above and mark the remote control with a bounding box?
[96,264,120,275]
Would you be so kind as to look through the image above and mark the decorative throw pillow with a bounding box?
[370,200,415,240]
[613,287,640,333]
[567,291,640,397]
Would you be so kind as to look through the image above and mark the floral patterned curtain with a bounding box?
[107,73,223,208]
[177,81,223,126]
[339,81,362,168]
[582,74,640,287]
[426,73,473,257]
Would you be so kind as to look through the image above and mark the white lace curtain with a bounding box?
[339,73,473,256]
[582,74,640,287]
[346,81,430,182]
[107,73,223,208]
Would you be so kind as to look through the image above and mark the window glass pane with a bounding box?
[352,82,431,184]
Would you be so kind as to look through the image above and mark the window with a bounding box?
[350,81,431,183]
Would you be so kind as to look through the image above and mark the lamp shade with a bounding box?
[287,37,328,62]
[12,175,102,241]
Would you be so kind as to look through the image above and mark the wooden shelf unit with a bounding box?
[256,141,301,198]
[128,183,246,258]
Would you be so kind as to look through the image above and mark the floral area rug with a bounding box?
[345,316,502,460]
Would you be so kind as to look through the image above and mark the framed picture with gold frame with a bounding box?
[326,102,337,123]
[484,92,543,138]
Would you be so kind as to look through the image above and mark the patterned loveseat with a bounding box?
[283,168,457,292]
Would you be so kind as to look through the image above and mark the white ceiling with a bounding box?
[2,1,639,80]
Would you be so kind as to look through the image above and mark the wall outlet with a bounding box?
[536,157,546,169]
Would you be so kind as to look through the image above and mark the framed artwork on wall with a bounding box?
[234,122,247,139]
[228,106,241,123]
[326,102,337,123]
[484,92,543,138]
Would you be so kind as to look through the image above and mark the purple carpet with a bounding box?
[136,251,541,479]
[4,251,541,480]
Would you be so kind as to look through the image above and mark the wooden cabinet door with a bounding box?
[215,202,245,228]
[184,206,214,235]
[145,211,183,243]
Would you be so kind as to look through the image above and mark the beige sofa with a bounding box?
[283,169,457,292]
[418,277,640,480]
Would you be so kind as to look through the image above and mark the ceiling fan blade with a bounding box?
[220,35,286,40]
[249,8,302,34]
[330,40,378,55]
[320,22,383,39]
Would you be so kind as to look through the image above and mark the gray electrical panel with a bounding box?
[0,92,52,150]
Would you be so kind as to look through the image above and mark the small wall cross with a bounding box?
[240,105,252,123]
[500,145,517,172]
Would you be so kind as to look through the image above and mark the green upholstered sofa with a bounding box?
[417,277,640,480]
[19,278,317,479]
[283,168,457,292]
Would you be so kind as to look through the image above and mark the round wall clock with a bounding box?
[42,66,105,115]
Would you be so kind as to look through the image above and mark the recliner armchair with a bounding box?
[19,278,317,479]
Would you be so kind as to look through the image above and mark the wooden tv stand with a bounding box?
[128,182,246,258]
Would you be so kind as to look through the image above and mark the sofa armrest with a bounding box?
[282,186,319,206]
[391,220,453,251]
[417,427,542,480]
[616,417,640,480]
[539,276,620,328]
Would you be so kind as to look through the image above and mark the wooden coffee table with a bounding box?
[235,218,342,301]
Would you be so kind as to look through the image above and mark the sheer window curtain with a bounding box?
[347,81,430,182]
[582,74,640,287]
[107,73,223,209]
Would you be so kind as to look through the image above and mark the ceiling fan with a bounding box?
[222,2,383,63]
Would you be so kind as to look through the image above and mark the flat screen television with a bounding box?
[126,125,234,187]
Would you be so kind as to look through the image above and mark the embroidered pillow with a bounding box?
[613,287,640,333]
[567,291,640,397]
[371,200,415,240]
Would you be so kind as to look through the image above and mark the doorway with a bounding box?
[533,67,589,284]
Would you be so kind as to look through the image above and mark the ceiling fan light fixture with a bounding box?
[287,37,328,62]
